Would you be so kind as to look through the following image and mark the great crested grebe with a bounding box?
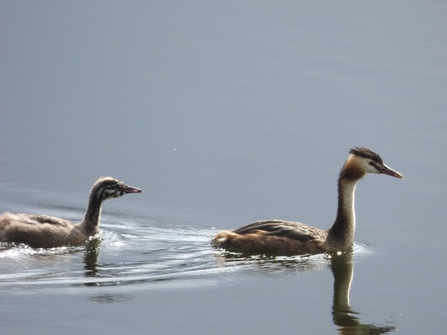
[211,147,404,255]
[0,177,142,248]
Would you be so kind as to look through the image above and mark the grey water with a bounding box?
[1,1,446,334]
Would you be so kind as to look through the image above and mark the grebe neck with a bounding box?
[328,175,360,249]
[82,191,104,227]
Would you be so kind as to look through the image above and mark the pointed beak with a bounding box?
[124,185,143,194]
[378,164,404,180]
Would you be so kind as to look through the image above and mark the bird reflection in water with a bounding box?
[216,249,397,334]
[82,238,135,304]
[329,250,396,335]
[83,237,101,283]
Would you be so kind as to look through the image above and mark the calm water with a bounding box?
[1,1,447,334]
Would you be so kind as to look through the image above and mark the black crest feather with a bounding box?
[349,147,383,164]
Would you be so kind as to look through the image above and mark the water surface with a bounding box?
[1,1,447,334]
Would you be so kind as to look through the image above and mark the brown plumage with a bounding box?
[211,147,404,255]
[0,177,142,248]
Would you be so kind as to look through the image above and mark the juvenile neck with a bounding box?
[82,192,104,229]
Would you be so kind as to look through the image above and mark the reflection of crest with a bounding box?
[88,293,134,305]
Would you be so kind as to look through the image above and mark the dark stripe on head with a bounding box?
[95,177,120,187]
[349,147,383,164]
[90,177,120,200]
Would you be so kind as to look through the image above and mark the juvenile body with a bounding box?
[0,177,142,248]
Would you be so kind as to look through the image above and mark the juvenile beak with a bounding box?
[378,164,404,180]
[124,185,143,193]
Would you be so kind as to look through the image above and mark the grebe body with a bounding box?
[211,147,403,255]
[0,177,142,248]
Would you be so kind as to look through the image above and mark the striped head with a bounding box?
[91,177,143,201]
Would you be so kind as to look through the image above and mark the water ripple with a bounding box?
[0,215,373,292]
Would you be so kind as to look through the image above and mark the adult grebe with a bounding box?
[211,147,403,255]
[0,177,142,248]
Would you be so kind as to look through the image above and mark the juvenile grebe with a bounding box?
[0,177,142,248]
[211,147,403,255]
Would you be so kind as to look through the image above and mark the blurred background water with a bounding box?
[1,1,446,334]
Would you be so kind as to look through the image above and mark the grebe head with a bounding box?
[348,147,404,179]
[91,177,143,201]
